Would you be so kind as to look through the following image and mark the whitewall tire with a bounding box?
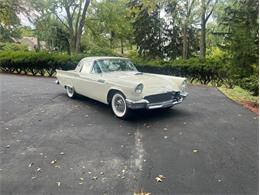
[111,93,130,119]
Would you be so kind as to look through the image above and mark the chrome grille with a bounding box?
[144,92,181,103]
[144,92,172,103]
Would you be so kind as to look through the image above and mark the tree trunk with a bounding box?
[200,1,206,59]
[75,0,90,54]
[200,21,206,59]
[75,31,81,53]
[120,38,124,54]
[182,24,188,59]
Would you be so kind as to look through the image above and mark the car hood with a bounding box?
[103,71,180,95]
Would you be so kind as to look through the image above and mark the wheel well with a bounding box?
[107,89,125,104]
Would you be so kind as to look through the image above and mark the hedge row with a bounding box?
[0,51,79,76]
[0,51,257,95]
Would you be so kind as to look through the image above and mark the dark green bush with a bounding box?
[135,57,232,87]
[238,75,258,96]
[0,51,80,76]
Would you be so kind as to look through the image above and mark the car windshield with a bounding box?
[95,59,137,73]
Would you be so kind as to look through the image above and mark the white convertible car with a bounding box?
[56,57,188,118]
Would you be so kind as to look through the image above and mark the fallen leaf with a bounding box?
[82,166,85,169]
[218,179,222,182]
[122,169,126,174]
[28,163,34,167]
[5,145,10,148]
[60,152,65,155]
[155,177,162,182]
[56,182,61,187]
[164,136,168,139]
[80,177,84,181]
[163,127,168,131]
[36,168,41,172]
[88,171,91,174]
[31,176,36,180]
[134,189,151,195]
[155,174,166,182]
[40,153,43,155]
[193,149,198,153]
[158,175,166,179]
[92,176,97,180]
[100,172,104,175]
[79,182,83,185]
[51,160,57,164]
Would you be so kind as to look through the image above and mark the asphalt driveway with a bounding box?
[0,74,258,194]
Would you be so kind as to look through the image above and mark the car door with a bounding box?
[73,60,94,99]
[75,61,108,103]
[85,62,109,103]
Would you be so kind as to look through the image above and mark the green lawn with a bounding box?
[218,86,258,104]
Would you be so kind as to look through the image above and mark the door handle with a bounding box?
[97,79,105,83]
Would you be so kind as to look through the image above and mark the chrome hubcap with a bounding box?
[68,87,73,94]
[67,86,74,97]
[112,94,127,117]
[114,97,125,113]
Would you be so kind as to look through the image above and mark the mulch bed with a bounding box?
[241,101,259,115]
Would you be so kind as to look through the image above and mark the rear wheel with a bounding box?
[111,92,131,119]
[66,86,77,98]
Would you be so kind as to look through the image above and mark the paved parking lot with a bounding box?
[0,74,258,194]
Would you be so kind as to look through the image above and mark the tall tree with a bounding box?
[199,0,217,59]
[0,0,25,41]
[221,0,258,72]
[86,0,133,54]
[129,0,166,58]
[48,0,91,53]
[172,0,199,59]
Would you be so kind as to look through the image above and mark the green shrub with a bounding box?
[0,42,28,51]
[134,57,232,87]
[235,64,259,95]
[0,51,80,76]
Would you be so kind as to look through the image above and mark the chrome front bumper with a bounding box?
[126,92,188,110]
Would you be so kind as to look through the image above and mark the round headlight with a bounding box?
[135,83,143,94]
[181,80,187,92]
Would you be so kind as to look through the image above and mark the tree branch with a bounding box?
[54,12,70,30]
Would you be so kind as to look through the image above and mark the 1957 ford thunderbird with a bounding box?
[56,56,188,118]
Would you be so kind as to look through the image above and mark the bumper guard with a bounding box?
[126,92,188,110]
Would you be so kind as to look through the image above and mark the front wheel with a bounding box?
[111,93,131,119]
